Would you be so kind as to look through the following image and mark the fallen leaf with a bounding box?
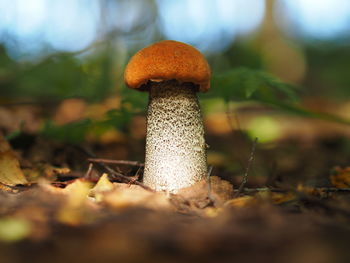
[57,179,94,225]
[177,176,234,207]
[91,173,114,193]
[23,164,70,182]
[203,207,223,217]
[270,191,296,204]
[225,195,256,208]
[103,183,171,210]
[62,179,93,207]
[0,134,28,186]
[89,173,114,202]
[0,150,28,186]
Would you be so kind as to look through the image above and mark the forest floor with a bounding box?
[0,100,350,263]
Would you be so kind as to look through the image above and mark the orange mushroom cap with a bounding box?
[124,40,211,92]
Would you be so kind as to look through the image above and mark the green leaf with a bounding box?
[210,67,350,125]
[120,84,148,112]
[210,67,298,103]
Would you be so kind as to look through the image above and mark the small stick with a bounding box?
[99,161,154,192]
[83,163,94,179]
[127,167,142,187]
[74,145,154,192]
[87,158,144,167]
[235,137,258,198]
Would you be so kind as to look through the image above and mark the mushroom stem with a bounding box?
[143,80,207,192]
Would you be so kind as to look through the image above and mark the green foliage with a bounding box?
[42,119,92,144]
[41,66,350,144]
[0,45,113,102]
[210,67,298,103]
[208,67,350,125]
[120,84,148,112]
[305,44,350,98]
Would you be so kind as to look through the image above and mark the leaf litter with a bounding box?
[0,104,350,263]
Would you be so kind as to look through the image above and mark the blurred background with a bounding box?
[1,0,350,186]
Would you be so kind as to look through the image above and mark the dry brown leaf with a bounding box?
[0,183,17,193]
[62,179,93,206]
[0,150,28,186]
[0,134,28,186]
[91,173,114,192]
[225,196,256,208]
[177,176,234,206]
[270,191,296,204]
[56,179,95,225]
[203,207,223,217]
[89,173,114,202]
[23,164,70,183]
[225,190,295,207]
[102,183,171,210]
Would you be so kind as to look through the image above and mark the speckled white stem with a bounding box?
[143,80,207,192]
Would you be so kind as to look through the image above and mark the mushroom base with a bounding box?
[143,80,207,192]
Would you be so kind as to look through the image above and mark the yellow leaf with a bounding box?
[90,173,114,202]
[103,184,170,210]
[0,134,27,186]
[204,207,222,217]
[57,179,94,225]
[92,173,114,192]
[225,196,255,208]
[0,151,27,186]
[63,179,93,207]
[23,164,70,183]
[270,192,296,204]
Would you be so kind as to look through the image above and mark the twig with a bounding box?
[235,137,258,197]
[127,167,142,187]
[87,158,144,167]
[99,161,153,192]
[74,145,154,192]
[83,163,94,179]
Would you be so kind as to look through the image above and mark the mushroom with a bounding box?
[124,40,211,192]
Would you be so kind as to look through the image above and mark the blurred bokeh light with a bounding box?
[157,0,265,52]
[0,0,99,58]
[1,0,350,59]
[277,0,350,40]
